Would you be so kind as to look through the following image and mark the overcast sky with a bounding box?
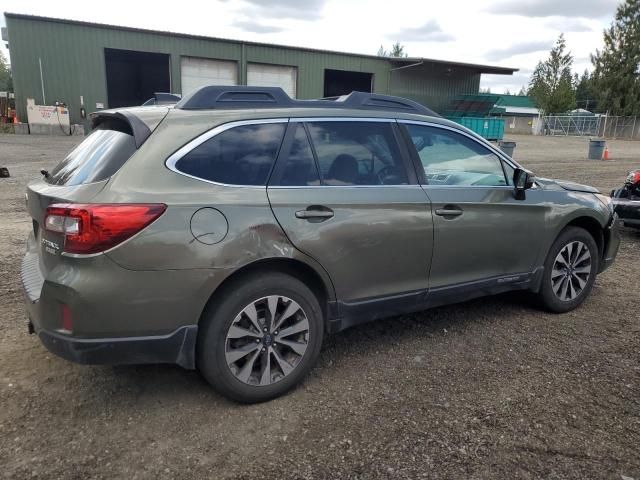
[0,0,620,93]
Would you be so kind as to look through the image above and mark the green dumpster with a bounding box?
[446,117,505,141]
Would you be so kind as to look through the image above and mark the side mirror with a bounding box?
[513,168,535,200]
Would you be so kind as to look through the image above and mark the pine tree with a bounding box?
[575,70,597,111]
[528,34,576,114]
[591,0,640,115]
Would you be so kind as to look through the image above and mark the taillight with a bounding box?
[44,204,167,254]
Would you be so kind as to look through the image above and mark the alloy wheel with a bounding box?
[551,240,592,302]
[224,295,310,386]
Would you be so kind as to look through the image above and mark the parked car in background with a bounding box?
[611,169,640,229]
[21,86,620,403]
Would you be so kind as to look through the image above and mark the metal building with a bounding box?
[3,13,516,128]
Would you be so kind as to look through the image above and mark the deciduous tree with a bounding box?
[377,43,408,58]
[0,51,12,92]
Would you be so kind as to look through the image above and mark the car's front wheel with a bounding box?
[537,226,599,313]
[197,272,324,403]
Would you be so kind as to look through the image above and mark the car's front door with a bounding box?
[399,121,550,292]
[268,119,433,319]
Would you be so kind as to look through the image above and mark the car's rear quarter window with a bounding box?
[174,123,286,185]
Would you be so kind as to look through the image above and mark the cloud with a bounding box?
[546,17,594,32]
[485,41,551,61]
[481,71,534,92]
[394,20,455,43]
[486,0,618,18]
[231,19,285,34]
[233,0,327,20]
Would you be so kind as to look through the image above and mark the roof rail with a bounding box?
[175,86,439,117]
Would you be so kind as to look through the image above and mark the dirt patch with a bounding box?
[0,133,638,479]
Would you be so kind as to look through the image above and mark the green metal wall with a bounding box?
[5,14,484,128]
[388,63,481,114]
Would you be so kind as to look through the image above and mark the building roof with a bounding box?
[495,106,540,115]
[443,94,500,117]
[493,94,535,108]
[3,12,518,75]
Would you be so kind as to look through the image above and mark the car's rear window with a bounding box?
[47,125,137,186]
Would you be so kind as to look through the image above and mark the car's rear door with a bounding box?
[398,120,550,293]
[267,118,433,320]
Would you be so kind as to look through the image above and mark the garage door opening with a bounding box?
[105,48,170,108]
[248,63,297,98]
[323,69,373,97]
[181,57,238,96]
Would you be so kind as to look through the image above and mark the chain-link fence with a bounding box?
[541,115,640,139]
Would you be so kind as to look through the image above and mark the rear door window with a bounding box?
[272,123,321,186]
[47,126,137,186]
[305,121,409,186]
[174,122,286,185]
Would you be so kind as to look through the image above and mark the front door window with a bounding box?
[404,124,511,187]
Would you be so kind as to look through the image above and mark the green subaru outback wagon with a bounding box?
[22,86,620,403]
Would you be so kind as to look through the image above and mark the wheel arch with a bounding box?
[198,257,337,328]
[534,213,607,278]
[564,215,605,262]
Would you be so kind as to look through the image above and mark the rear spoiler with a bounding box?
[142,92,181,106]
[90,106,169,148]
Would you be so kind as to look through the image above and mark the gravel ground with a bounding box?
[0,133,639,480]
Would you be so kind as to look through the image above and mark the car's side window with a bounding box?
[403,123,509,187]
[276,124,321,186]
[174,122,286,185]
[306,121,408,186]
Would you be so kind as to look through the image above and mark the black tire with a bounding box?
[197,272,324,403]
[537,226,599,313]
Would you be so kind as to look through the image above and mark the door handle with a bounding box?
[295,207,334,220]
[435,207,463,218]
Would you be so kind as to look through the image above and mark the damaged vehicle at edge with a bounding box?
[611,169,640,229]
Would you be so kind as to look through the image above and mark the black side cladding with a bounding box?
[38,326,198,369]
[175,85,440,117]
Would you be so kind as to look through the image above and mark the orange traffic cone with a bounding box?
[603,147,610,160]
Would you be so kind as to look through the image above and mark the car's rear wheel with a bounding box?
[537,226,599,313]
[197,272,324,403]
